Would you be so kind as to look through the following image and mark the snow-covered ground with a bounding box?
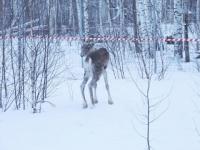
[0,42,200,150]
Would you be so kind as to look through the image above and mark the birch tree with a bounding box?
[132,0,140,53]
[174,0,183,58]
[83,0,89,36]
[0,0,8,110]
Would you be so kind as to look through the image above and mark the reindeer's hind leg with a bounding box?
[93,82,98,104]
[89,71,100,105]
[89,78,97,106]
[103,70,113,105]
[81,70,90,108]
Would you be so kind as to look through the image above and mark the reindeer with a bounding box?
[80,42,113,108]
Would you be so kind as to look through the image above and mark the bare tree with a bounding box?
[0,0,8,110]
[174,0,183,58]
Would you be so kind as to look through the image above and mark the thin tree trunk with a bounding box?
[184,13,190,62]
[197,0,200,22]
[174,0,183,58]
[83,0,89,36]
[132,0,140,53]
[77,0,84,37]
[0,0,8,109]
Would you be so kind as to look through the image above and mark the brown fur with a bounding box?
[80,44,113,108]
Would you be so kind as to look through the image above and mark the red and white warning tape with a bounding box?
[0,35,200,42]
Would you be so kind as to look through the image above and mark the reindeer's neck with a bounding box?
[88,47,96,54]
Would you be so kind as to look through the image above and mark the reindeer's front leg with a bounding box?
[103,70,113,105]
[80,70,89,108]
[89,79,96,106]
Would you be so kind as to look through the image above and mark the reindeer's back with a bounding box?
[88,48,109,69]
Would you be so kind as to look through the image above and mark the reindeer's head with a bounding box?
[80,43,95,57]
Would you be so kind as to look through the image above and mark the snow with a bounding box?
[1,42,200,150]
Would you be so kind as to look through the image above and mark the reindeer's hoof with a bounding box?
[94,99,98,104]
[91,99,98,105]
[108,100,114,105]
[83,103,88,109]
